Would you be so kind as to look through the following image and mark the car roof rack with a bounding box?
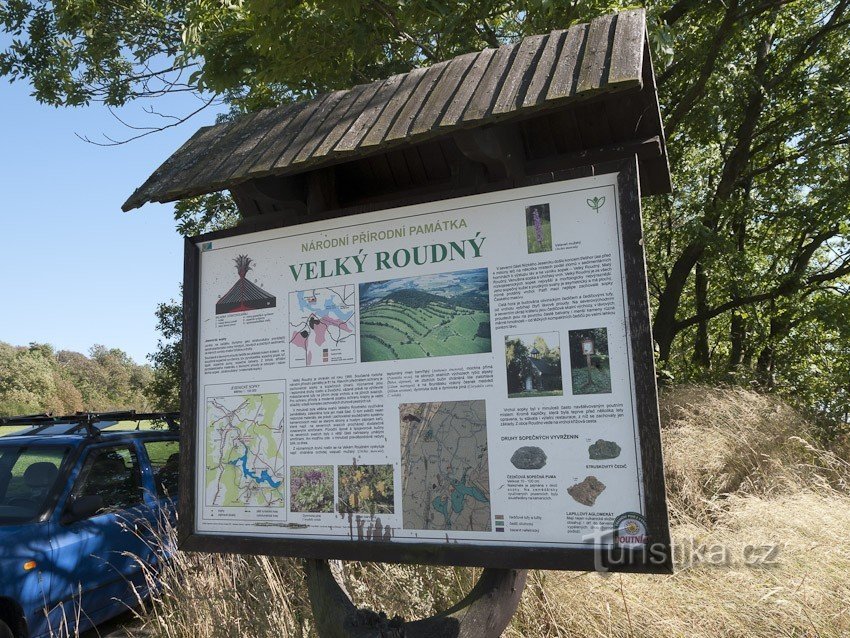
[0,411,179,437]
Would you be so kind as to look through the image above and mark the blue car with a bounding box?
[0,412,179,638]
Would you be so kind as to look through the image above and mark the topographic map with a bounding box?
[205,392,286,508]
[289,286,356,367]
[400,400,492,531]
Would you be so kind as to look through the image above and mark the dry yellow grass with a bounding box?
[129,386,849,638]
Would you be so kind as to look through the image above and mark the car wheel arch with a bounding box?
[0,598,26,638]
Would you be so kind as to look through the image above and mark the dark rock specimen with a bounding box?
[588,439,621,460]
[510,446,547,470]
[567,476,606,506]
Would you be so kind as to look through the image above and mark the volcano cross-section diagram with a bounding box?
[215,255,276,315]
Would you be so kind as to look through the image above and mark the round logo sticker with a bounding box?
[613,512,649,546]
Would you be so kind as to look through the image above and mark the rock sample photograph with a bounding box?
[589,439,621,460]
[510,446,547,469]
[567,476,606,506]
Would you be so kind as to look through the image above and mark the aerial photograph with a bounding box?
[359,268,491,362]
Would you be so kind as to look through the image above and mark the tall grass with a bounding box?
[130,386,850,638]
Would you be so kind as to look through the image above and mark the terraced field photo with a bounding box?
[359,268,491,362]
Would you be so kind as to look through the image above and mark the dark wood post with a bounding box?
[306,559,527,638]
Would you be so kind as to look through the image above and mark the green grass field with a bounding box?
[507,390,564,398]
[571,366,612,394]
[360,301,491,362]
[526,218,552,253]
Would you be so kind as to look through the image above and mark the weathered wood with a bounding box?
[575,13,616,94]
[360,67,428,148]
[608,9,645,87]
[150,123,235,201]
[545,23,588,101]
[293,85,372,164]
[386,60,450,141]
[244,95,330,176]
[229,101,309,181]
[203,105,295,189]
[276,90,348,169]
[306,559,527,638]
[438,48,495,128]
[124,10,671,211]
[492,33,546,115]
[454,125,526,180]
[462,43,517,123]
[315,82,383,157]
[163,111,268,199]
[123,125,217,210]
[334,75,405,153]
[521,30,567,108]
[409,52,478,136]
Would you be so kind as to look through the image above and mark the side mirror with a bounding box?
[62,495,104,524]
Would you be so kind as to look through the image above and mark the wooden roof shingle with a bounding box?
[123,8,656,211]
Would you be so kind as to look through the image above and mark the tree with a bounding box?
[505,338,532,394]
[4,1,849,427]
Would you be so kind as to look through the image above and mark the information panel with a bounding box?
[185,167,671,572]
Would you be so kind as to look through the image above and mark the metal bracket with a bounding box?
[306,559,527,638]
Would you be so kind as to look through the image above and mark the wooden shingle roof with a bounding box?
[123,8,660,212]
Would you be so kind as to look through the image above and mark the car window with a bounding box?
[0,445,68,524]
[143,440,179,499]
[71,445,144,512]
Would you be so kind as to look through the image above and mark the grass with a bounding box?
[360,301,490,362]
[570,366,612,394]
[526,218,552,253]
[102,386,850,637]
[508,390,563,398]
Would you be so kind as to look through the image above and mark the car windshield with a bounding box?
[0,444,68,525]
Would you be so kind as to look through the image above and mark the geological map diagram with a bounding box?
[400,400,491,531]
[289,286,356,367]
[205,392,286,508]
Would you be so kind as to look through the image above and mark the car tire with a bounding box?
[0,619,14,638]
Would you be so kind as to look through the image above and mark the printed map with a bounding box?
[289,286,356,367]
[400,400,491,531]
[205,392,286,508]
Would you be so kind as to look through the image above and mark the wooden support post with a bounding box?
[306,559,527,638]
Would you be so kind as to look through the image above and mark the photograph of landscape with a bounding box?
[359,268,491,362]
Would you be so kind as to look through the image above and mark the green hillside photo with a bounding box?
[359,269,491,362]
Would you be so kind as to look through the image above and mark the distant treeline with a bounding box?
[0,341,152,417]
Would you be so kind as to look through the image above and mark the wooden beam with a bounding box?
[454,125,526,181]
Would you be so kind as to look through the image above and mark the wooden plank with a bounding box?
[574,101,613,148]
[334,74,405,153]
[575,13,616,94]
[229,101,309,181]
[122,125,218,210]
[521,30,567,109]
[607,8,645,87]
[314,81,383,158]
[409,52,478,136]
[275,90,348,169]
[439,48,495,128]
[402,146,429,184]
[492,34,546,115]
[545,23,588,101]
[293,85,369,164]
[386,60,450,141]
[360,66,428,148]
[203,105,294,188]
[462,42,518,123]
[242,95,327,176]
[385,148,413,188]
[160,115,258,199]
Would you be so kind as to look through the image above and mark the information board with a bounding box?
[182,164,671,572]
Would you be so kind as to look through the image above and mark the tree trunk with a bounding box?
[692,262,711,367]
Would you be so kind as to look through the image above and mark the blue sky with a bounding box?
[0,78,225,364]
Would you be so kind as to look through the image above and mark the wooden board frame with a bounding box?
[178,157,672,573]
